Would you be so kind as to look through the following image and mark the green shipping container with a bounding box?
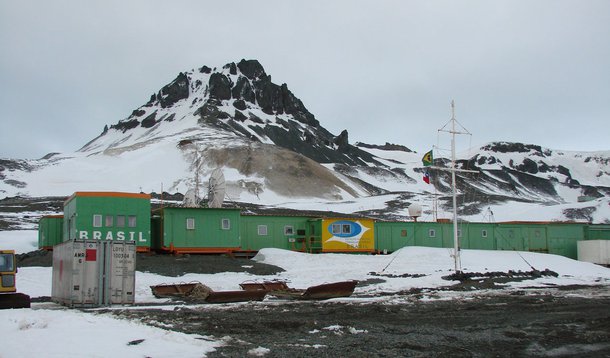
[38,215,64,249]
[63,192,151,252]
[153,207,241,254]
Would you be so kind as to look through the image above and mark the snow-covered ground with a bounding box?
[2,231,610,357]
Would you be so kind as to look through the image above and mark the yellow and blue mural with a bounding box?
[321,218,375,252]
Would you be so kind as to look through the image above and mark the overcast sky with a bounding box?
[1,1,609,159]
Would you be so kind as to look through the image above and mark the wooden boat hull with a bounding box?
[240,280,358,300]
[150,282,266,303]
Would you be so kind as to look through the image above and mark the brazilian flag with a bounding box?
[422,150,433,167]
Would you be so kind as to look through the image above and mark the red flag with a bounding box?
[423,170,430,184]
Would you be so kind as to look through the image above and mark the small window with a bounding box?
[401,229,407,237]
[186,218,195,230]
[0,253,15,271]
[284,225,294,235]
[457,229,462,238]
[105,215,114,227]
[481,229,488,238]
[221,218,230,230]
[128,215,137,228]
[93,215,102,228]
[258,225,268,236]
[428,229,436,238]
[331,224,341,235]
[508,229,514,238]
[116,215,126,228]
[342,224,352,234]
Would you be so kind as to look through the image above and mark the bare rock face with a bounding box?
[209,73,232,101]
[232,77,255,104]
[237,59,266,80]
[158,72,190,108]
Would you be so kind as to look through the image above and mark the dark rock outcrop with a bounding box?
[141,112,158,128]
[110,118,139,132]
[209,73,232,101]
[158,72,190,108]
[232,77,255,103]
[237,59,266,80]
[356,142,413,152]
[484,142,551,157]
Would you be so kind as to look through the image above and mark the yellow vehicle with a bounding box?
[0,250,31,309]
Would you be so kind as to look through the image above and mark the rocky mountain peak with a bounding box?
[96,59,379,166]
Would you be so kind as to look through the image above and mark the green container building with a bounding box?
[63,192,151,252]
[414,222,446,248]
[38,215,64,250]
[375,219,596,260]
[375,221,415,253]
[151,207,241,254]
[546,223,586,259]
[585,225,610,240]
[375,221,488,253]
[239,214,313,253]
[459,222,496,250]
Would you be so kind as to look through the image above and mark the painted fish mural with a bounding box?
[325,220,372,248]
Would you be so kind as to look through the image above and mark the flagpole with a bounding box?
[450,101,461,274]
[433,100,477,274]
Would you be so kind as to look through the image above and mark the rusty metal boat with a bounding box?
[239,280,358,300]
[150,282,267,303]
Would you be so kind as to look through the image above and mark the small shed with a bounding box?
[38,215,64,250]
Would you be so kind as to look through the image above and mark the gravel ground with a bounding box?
[107,287,610,358]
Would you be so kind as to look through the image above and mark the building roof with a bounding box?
[65,191,151,204]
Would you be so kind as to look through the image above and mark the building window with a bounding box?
[258,225,268,236]
[331,223,353,235]
[401,229,407,237]
[105,215,114,227]
[186,218,195,230]
[331,224,341,235]
[284,226,294,235]
[342,224,352,235]
[93,215,102,228]
[482,229,488,238]
[128,215,137,228]
[457,229,462,238]
[428,229,436,238]
[221,219,230,230]
[116,215,126,227]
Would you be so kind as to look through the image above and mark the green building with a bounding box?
[151,207,241,254]
[239,214,312,253]
[38,215,64,249]
[63,192,151,252]
[374,220,605,260]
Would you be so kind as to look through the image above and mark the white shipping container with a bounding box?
[577,240,610,265]
[52,240,136,307]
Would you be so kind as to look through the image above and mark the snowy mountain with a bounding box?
[1,60,609,223]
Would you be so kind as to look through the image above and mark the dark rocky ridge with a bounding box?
[105,59,381,167]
